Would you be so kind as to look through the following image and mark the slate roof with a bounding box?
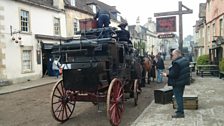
[64,0,125,22]
[14,0,53,7]
[15,0,126,23]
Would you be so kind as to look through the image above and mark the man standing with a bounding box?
[162,49,190,118]
[156,53,165,83]
[94,9,110,28]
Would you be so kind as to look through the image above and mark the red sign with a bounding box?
[156,16,176,33]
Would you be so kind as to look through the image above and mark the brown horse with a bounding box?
[143,57,152,72]
[142,56,153,84]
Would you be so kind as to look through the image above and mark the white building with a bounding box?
[144,17,159,55]
[0,0,66,83]
[0,0,126,84]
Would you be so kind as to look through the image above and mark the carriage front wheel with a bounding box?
[107,78,124,126]
[50,79,75,122]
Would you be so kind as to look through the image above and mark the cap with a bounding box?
[118,22,128,28]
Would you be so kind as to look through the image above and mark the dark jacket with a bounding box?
[94,10,110,20]
[156,58,165,69]
[168,56,190,87]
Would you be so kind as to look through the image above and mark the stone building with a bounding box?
[194,0,224,64]
[0,0,125,84]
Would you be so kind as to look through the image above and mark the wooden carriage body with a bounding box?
[50,27,140,126]
[52,37,133,91]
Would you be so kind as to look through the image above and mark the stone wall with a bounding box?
[0,6,7,83]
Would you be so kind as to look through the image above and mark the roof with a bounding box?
[16,0,126,23]
[64,0,125,22]
[25,0,53,6]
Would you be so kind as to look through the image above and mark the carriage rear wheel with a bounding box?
[133,79,139,106]
[50,79,75,122]
[107,78,124,126]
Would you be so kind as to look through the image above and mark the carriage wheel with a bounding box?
[107,78,124,126]
[50,79,75,122]
[133,79,139,106]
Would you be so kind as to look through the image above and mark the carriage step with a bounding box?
[100,80,108,85]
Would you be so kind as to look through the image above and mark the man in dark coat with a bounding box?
[117,22,131,44]
[156,53,165,83]
[162,49,190,118]
[94,9,110,28]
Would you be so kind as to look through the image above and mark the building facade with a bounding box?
[144,17,158,55]
[0,0,66,83]
[0,0,125,84]
[195,0,224,64]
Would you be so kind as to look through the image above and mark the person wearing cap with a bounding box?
[94,9,110,28]
[118,22,132,44]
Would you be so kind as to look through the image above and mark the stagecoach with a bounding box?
[50,27,141,126]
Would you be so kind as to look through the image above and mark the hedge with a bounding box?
[219,58,224,71]
[196,55,209,65]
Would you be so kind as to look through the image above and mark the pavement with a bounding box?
[0,72,224,126]
[131,73,224,126]
[0,76,60,95]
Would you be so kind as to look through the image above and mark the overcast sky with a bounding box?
[98,0,206,38]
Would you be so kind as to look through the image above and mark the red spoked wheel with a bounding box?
[50,79,75,122]
[107,78,124,126]
[133,79,139,106]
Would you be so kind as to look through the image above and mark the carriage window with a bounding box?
[119,48,124,63]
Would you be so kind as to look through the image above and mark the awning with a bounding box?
[42,43,54,50]
[209,46,222,50]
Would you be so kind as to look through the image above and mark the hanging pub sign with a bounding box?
[158,33,175,39]
[156,16,176,33]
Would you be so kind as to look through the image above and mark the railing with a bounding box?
[196,64,219,77]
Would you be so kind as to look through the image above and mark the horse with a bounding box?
[141,55,153,85]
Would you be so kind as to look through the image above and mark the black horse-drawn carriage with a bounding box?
[50,27,141,126]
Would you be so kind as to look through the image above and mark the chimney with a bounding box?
[53,0,64,10]
[136,16,140,25]
[148,17,152,23]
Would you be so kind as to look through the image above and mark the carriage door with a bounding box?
[118,45,124,63]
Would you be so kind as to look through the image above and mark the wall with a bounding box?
[206,0,224,45]
[0,5,6,81]
[1,0,66,83]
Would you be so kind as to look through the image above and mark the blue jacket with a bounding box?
[168,56,190,87]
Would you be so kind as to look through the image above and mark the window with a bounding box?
[92,5,96,14]
[220,19,223,36]
[70,0,76,6]
[207,26,210,42]
[22,50,32,72]
[212,23,215,39]
[54,18,61,35]
[20,10,29,32]
[73,18,79,34]
[117,15,121,22]
[207,1,210,12]
[89,4,96,13]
